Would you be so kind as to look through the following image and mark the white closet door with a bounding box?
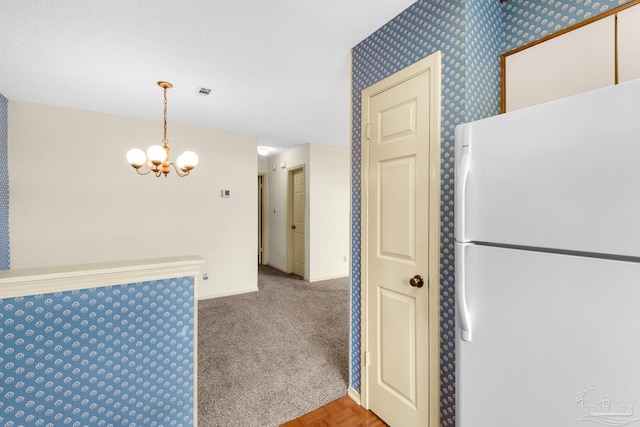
[618,5,640,84]
[504,15,615,112]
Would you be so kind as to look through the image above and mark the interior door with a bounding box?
[362,53,441,427]
[292,168,305,277]
[258,174,265,264]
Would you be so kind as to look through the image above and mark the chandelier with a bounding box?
[126,81,199,177]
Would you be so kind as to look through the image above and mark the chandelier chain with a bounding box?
[163,86,168,145]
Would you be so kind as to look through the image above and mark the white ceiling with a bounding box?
[0,0,415,154]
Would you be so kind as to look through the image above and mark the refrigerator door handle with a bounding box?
[454,124,471,242]
[456,242,472,341]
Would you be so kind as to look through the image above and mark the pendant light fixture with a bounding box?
[126,81,199,177]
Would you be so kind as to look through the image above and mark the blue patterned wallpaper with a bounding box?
[0,93,8,270]
[350,0,629,425]
[0,277,195,426]
[466,0,502,122]
[350,1,501,425]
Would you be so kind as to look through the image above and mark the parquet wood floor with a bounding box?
[280,395,388,427]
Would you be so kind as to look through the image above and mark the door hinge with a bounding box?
[364,351,370,367]
[366,124,371,140]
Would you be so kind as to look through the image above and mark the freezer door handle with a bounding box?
[456,242,472,341]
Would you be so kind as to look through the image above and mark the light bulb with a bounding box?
[146,145,166,164]
[126,148,146,167]
[177,151,199,170]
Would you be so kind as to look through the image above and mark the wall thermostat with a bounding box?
[221,189,231,198]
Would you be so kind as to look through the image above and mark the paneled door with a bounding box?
[361,52,441,427]
[291,167,305,277]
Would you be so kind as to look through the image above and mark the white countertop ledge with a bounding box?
[0,255,204,299]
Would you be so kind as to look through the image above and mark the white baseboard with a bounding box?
[347,386,361,405]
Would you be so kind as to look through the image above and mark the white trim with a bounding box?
[347,386,361,405]
[0,255,204,299]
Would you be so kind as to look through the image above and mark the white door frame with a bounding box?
[258,173,267,265]
[287,164,306,277]
[360,53,441,426]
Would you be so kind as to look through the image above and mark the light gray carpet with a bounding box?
[197,265,350,426]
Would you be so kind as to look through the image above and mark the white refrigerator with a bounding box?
[455,79,640,426]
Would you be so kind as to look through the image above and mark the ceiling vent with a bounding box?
[196,86,212,96]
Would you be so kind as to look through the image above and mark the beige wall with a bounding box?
[8,101,257,299]
[266,143,349,281]
[308,144,350,280]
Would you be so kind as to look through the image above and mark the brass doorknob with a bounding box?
[409,275,424,288]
